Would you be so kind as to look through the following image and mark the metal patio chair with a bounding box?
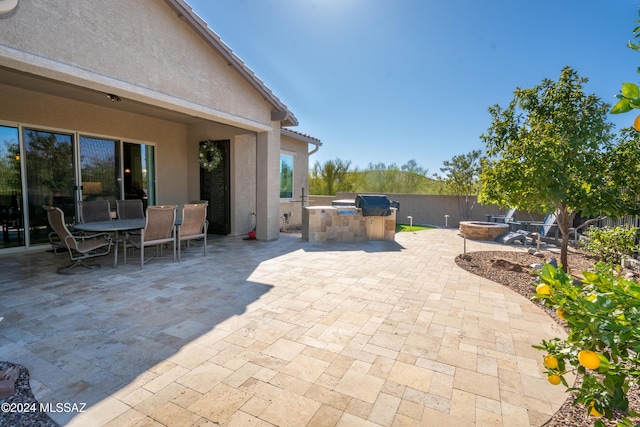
[116,199,145,220]
[43,205,113,274]
[124,205,177,268]
[178,202,208,261]
[78,200,112,223]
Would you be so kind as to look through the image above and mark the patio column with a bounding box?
[256,127,281,241]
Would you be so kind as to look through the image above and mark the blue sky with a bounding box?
[188,0,640,175]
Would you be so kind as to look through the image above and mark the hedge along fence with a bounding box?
[308,193,544,228]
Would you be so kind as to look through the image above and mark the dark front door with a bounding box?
[200,140,230,234]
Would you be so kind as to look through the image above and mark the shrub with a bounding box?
[533,262,640,426]
[581,226,638,264]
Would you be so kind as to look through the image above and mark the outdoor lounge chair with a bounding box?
[178,202,208,261]
[124,205,177,268]
[516,212,564,246]
[43,205,113,274]
[496,231,526,245]
[491,207,517,224]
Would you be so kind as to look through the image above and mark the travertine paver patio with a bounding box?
[0,228,570,426]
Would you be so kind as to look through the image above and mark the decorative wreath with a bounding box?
[199,140,222,172]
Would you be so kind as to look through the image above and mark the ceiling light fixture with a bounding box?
[105,93,121,102]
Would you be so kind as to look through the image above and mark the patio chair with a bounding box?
[115,199,145,220]
[43,205,113,274]
[516,211,562,246]
[491,207,517,224]
[78,200,112,223]
[178,202,208,261]
[124,205,177,268]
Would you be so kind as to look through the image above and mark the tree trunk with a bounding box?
[557,207,575,273]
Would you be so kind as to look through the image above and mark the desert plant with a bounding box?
[533,262,640,426]
[582,226,638,264]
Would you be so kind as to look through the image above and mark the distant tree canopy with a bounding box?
[434,150,485,220]
[309,158,441,195]
[309,158,353,195]
[436,150,484,197]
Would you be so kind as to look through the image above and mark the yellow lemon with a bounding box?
[578,350,601,370]
[588,401,604,417]
[536,284,551,295]
[556,309,566,320]
[547,374,562,385]
[634,115,640,132]
[543,355,559,369]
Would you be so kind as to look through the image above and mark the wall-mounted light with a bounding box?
[124,168,131,173]
[15,155,19,161]
[105,93,121,102]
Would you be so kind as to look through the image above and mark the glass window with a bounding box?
[280,153,294,199]
[80,136,119,205]
[123,142,155,209]
[0,125,23,248]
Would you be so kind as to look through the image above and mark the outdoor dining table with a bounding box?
[74,217,183,268]
[74,219,145,268]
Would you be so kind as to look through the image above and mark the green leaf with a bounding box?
[582,271,600,283]
[622,82,640,99]
[611,98,633,114]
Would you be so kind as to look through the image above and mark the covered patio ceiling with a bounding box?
[0,65,215,126]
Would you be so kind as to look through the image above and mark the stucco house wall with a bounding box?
[0,0,320,248]
[0,0,270,127]
[279,133,312,229]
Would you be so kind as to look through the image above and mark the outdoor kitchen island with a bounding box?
[302,195,397,242]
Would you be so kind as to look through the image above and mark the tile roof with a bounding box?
[281,128,323,145]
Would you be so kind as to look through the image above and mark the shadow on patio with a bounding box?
[0,234,304,424]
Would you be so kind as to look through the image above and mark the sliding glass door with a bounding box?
[123,142,155,209]
[24,128,75,245]
[0,126,23,248]
[1,126,156,251]
[80,136,120,204]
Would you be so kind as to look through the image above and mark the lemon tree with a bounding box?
[533,262,640,426]
[479,66,616,272]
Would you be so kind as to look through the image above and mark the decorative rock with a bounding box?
[530,263,543,269]
[0,365,18,399]
[491,258,523,272]
[547,258,558,268]
[534,251,545,258]
[528,248,537,255]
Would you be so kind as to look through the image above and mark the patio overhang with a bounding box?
[0,57,273,134]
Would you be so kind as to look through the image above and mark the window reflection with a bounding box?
[80,136,119,205]
[124,142,154,209]
[280,153,294,199]
[0,126,23,247]
[24,128,74,244]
